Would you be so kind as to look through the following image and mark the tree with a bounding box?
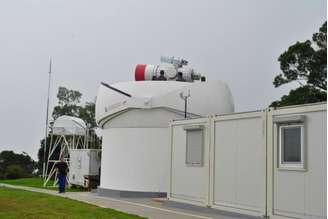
[78,102,96,128]
[271,85,327,107]
[52,87,82,121]
[52,87,96,127]
[271,21,327,107]
[56,86,82,106]
[0,150,36,179]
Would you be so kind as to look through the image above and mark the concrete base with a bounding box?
[97,187,167,198]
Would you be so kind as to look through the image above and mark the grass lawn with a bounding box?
[0,178,83,192]
[0,187,146,219]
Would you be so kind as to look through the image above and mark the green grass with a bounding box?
[0,187,145,219]
[0,178,83,192]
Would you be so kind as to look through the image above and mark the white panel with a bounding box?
[213,120,236,204]
[306,112,326,218]
[273,110,326,219]
[100,128,169,192]
[170,122,208,204]
[235,118,265,209]
[213,115,265,215]
[274,171,305,215]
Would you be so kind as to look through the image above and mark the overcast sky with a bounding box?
[0,0,326,159]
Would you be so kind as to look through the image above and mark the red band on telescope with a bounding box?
[135,64,146,81]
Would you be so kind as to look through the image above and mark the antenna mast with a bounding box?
[180,90,191,119]
[42,57,52,179]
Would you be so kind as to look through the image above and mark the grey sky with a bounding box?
[0,0,326,159]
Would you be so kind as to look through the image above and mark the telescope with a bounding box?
[135,56,205,82]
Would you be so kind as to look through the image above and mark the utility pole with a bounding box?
[42,57,52,180]
[179,90,190,119]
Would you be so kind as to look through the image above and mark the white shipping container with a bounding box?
[169,103,326,219]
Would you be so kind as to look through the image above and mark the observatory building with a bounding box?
[95,56,234,197]
[95,56,326,219]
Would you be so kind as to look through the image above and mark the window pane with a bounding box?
[283,127,301,162]
[186,129,203,165]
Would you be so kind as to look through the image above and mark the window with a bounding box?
[185,128,204,166]
[279,124,305,169]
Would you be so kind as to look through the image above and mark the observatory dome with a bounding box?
[96,80,234,197]
[52,115,87,136]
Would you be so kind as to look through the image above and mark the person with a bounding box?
[54,155,69,193]
[176,72,186,82]
[157,70,167,81]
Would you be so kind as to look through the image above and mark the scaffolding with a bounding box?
[43,115,88,187]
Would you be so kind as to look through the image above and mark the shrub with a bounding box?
[0,150,36,179]
[5,165,28,179]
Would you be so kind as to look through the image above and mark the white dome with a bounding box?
[52,115,87,136]
[96,80,234,126]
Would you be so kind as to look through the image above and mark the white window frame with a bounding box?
[184,126,204,167]
[278,124,305,170]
